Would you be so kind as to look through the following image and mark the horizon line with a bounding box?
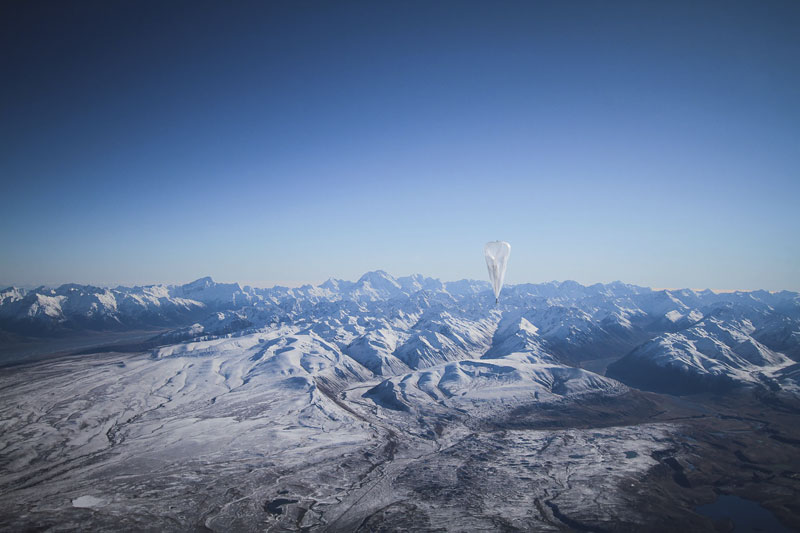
[2,272,797,295]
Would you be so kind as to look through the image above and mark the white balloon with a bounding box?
[484,241,511,303]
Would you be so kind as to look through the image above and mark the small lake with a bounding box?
[695,494,791,532]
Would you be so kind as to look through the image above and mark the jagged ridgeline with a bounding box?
[1,271,798,394]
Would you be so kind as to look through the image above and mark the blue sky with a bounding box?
[1,1,798,290]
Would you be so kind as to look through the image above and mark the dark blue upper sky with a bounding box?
[1,1,798,289]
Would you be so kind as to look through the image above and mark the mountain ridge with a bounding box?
[2,271,798,397]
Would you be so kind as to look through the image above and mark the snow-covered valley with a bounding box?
[1,272,799,531]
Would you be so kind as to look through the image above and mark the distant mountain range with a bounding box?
[1,271,799,396]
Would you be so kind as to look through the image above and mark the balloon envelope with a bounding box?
[484,241,511,302]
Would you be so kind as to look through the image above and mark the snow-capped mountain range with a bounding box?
[1,271,799,395]
[2,272,800,530]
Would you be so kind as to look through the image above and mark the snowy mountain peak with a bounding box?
[181,276,215,287]
[357,270,399,285]
[320,278,348,291]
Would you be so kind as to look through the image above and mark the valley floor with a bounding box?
[1,349,799,532]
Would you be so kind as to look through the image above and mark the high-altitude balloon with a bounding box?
[484,241,511,303]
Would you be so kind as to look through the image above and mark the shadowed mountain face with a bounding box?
[1,273,799,531]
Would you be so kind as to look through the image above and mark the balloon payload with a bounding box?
[484,241,511,304]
